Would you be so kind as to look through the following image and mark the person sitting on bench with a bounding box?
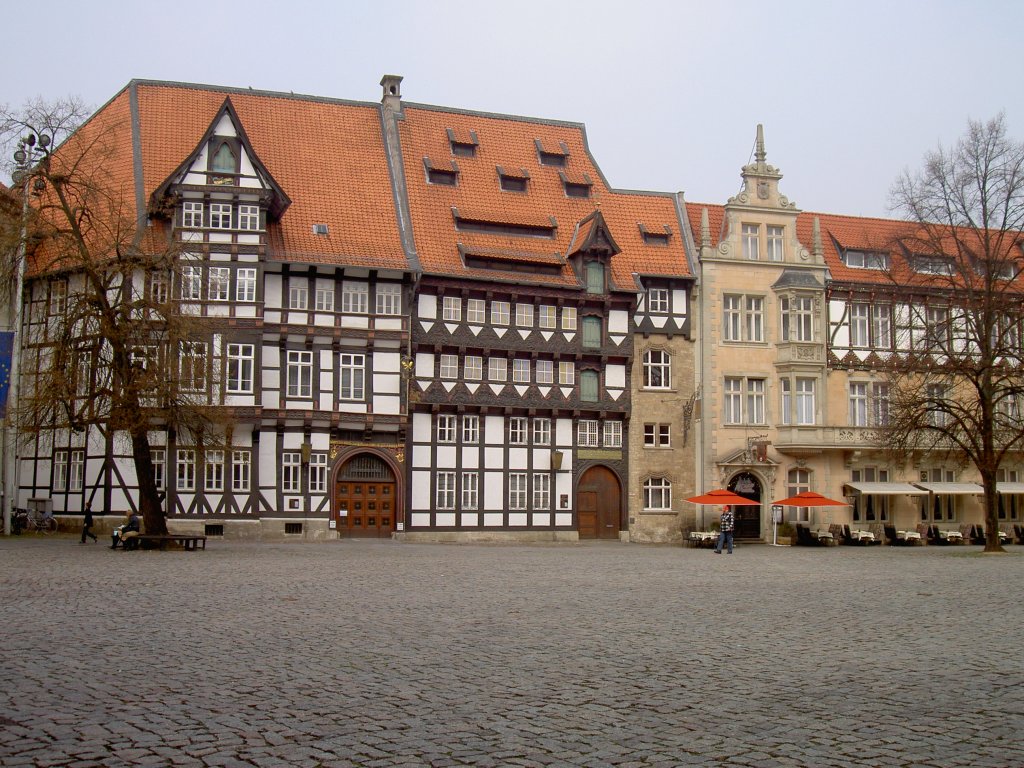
[111,512,141,549]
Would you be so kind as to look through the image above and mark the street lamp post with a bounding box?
[2,131,49,535]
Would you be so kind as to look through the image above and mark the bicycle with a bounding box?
[14,508,57,534]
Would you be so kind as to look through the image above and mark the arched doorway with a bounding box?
[577,465,621,539]
[334,453,397,538]
[728,472,763,539]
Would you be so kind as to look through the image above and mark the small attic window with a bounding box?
[209,139,239,186]
[639,224,672,246]
[535,139,570,167]
[312,224,329,235]
[844,249,888,270]
[560,171,592,199]
[497,166,530,193]
[425,157,459,186]
[447,128,479,158]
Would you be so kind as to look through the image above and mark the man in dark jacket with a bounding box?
[714,505,735,554]
[80,502,97,543]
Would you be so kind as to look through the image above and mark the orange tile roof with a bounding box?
[398,105,692,290]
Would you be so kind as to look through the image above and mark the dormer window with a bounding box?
[639,224,672,246]
[424,157,459,186]
[447,128,479,158]
[844,249,888,270]
[913,255,954,275]
[535,139,570,167]
[497,166,530,193]
[560,171,593,199]
[209,141,238,186]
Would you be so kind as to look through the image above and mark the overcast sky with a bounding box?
[2,0,1020,219]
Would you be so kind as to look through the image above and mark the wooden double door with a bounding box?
[577,466,621,539]
[335,455,396,538]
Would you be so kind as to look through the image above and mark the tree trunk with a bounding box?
[980,471,1004,553]
[131,427,167,536]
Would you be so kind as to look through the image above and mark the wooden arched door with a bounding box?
[728,472,763,539]
[577,465,621,539]
[334,454,396,538]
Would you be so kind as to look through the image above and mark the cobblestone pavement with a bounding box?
[1,537,1022,768]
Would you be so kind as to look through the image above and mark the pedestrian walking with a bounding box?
[80,502,98,543]
[714,505,735,554]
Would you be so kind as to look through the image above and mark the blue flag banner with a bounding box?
[0,331,14,420]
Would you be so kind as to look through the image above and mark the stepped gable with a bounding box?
[132,81,408,269]
[397,104,691,290]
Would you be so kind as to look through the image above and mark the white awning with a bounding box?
[844,482,928,496]
[914,482,984,495]
[997,482,1024,494]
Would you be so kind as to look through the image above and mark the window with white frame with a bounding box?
[644,424,670,448]
[742,224,760,260]
[845,250,888,270]
[746,379,766,424]
[286,351,312,399]
[516,303,534,328]
[205,450,225,491]
[509,417,528,445]
[237,204,260,231]
[533,418,551,446]
[796,378,816,425]
[375,283,402,315]
[488,357,507,382]
[781,379,792,425]
[723,295,742,341]
[309,454,328,494]
[151,448,166,491]
[919,468,958,521]
[53,449,68,491]
[724,377,743,425]
[209,203,232,229]
[643,477,672,511]
[436,472,456,510]
[281,452,301,493]
[461,472,479,510]
[342,281,368,314]
[209,267,230,301]
[850,303,870,348]
[577,420,599,447]
[339,354,364,400]
[315,287,334,312]
[49,280,67,315]
[872,305,891,349]
[69,450,84,492]
[785,468,811,522]
[538,305,556,329]
[849,383,868,426]
[462,415,479,444]
[998,468,1022,520]
[558,361,575,386]
[437,415,457,443]
[183,201,203,228]
[536,360,553,384]
[440,354,459,380]
[236,268,256,302]
[725,295,765,342]
[851,467,890,522]
[745,297,764,342]
[181,264,203,301]
[231,450,250,492]
[442,296,462,322]
[464,355,483,381]
[927,384,947,427]
[289,283,308,310]
[150,271,170,304]
[177,449,196,491]
[643,349,671,389]
[647,288,670,313]
[603,421,622,448]
[509,473,528,510]
[872,383,890,426]
[781,296,814,342]
[491,300,510,326]
[467,298,486,324]
[226,344,254,394]
[179,341,207,392]
[561,306,577,331]
[766,226,784,261]
[513,358,530,384]
[532,473,550,509]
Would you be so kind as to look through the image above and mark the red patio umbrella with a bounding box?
[769,491,848,507]
[686,489,761,505]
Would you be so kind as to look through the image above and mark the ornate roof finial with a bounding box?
[700,207,711,250]
[813,216,823,259]
[755,124,766,167]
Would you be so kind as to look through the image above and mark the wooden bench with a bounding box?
[124,534,207,551]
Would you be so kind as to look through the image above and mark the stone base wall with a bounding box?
[395,530,581,544]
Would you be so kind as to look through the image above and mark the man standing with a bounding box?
[80,502,97,543]
[714,505,735,554]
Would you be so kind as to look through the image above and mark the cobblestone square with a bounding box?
[1,537,1022,767]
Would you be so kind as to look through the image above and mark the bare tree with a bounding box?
[1,99,223,538]
[885,114,1024,552]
